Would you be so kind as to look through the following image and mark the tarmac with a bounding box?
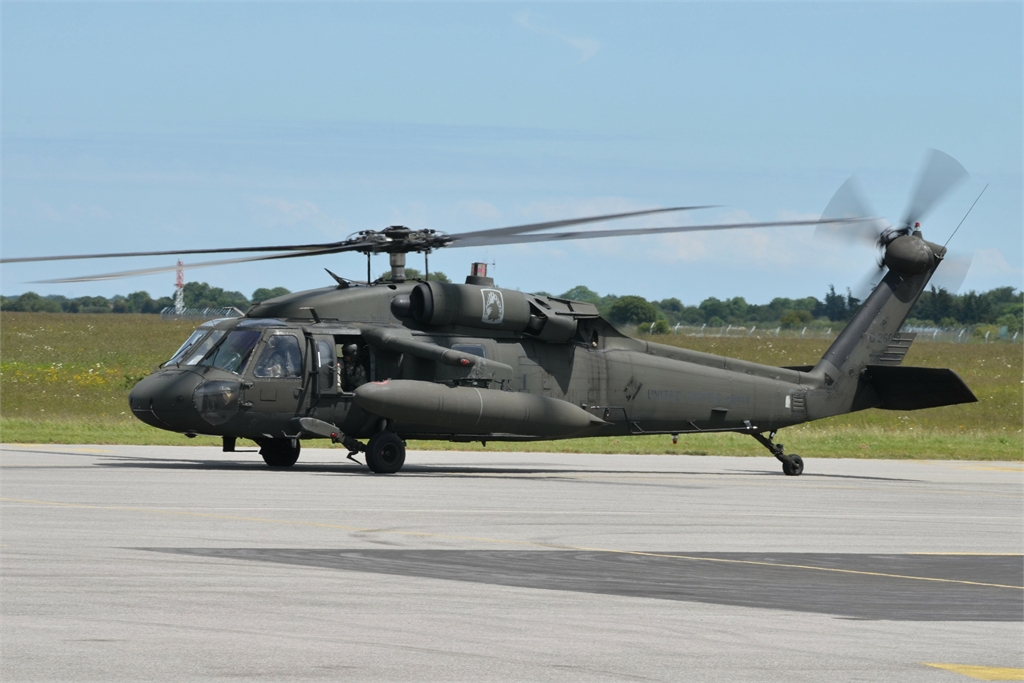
[2,444,1021,682]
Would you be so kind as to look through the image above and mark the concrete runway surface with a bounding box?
[2,444,1021,682]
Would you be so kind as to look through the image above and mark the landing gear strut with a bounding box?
[751,430,804,476]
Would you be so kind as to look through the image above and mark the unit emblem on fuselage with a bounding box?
[481,288,504,324]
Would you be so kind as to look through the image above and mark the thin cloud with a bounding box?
[515,12,600,65]
[252,197,347,239]
[31,200,111,223]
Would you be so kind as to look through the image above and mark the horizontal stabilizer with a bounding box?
[863,365,977,411]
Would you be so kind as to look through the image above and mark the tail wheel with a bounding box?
[260,438,301,468]
[366,432,406,474]
[782,454,804,476]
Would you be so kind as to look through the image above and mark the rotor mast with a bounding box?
[358,225,443,284]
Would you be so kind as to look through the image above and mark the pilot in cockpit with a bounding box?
[254,335,302,379]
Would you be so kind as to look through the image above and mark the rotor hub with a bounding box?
[354,226,450,255]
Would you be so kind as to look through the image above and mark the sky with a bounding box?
[2,2,1021,306]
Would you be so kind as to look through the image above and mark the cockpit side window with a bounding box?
[252,335,303,379]
[200,329,261,374]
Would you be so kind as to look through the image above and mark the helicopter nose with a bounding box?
[128,370,204,432]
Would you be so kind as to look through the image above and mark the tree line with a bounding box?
[0,283,291,315]
[540,284,1022,333]
[2,280,1021,332]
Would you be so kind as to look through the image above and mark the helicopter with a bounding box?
[2,151,979,475]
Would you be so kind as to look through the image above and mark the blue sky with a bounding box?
[2,2,1021,304]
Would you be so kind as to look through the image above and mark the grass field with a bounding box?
[1,312,1021,459]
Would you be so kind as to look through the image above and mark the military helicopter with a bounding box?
[2,151,979,475]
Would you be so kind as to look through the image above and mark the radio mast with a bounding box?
[173,260,185,315]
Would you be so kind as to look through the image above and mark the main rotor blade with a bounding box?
[1,241,344,265]
[450,205,715,241]
[3,206,709,265]
[448,217,867,248]
[901,149,968,227]
[32,245,355,283]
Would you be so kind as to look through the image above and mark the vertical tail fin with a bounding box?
[809,232,945,415]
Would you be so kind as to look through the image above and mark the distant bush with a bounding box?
[608,296,661,326]
[780,310,813,328]
[251,287,291,303]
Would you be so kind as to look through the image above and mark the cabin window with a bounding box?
[316,339,335,389]
[201,329,261,374]
[253,335,303,379]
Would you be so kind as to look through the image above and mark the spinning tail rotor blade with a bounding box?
[931,251,974,295]
[901,149,969,228]
[850,263,887,302]
[814,176,888,247]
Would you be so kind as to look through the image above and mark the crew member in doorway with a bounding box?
[341,343,367,392]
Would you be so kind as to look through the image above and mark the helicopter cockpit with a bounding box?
[132,317,378,445]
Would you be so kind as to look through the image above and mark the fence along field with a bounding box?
[1,312,1020,459]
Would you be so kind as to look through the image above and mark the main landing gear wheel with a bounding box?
[782,454,804,476]
[260,438,301,468]
[365,432,406,474]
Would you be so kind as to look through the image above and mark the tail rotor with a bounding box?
[817,149,975,299]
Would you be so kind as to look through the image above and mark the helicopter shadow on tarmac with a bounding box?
[79,450,917,482]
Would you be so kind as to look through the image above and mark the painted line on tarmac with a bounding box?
[923,663,1024,680]
[3,496,1022,591]
[2,445,114,454]
[911,552,1023,556]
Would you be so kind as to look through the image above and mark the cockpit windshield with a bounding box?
[183,330,226,366]
[199,329,262,374]
[166,330,207,366]
[165,318,240,367]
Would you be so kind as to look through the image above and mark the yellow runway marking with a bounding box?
[923,663,1024,680]
[958,465,1024,473]
[912,461,1024,473]
[3,496,1022,590]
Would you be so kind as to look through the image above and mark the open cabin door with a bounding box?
[310,334,341,396]
[306,329,369,396]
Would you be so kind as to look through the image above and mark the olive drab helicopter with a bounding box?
[2,150,980,475]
